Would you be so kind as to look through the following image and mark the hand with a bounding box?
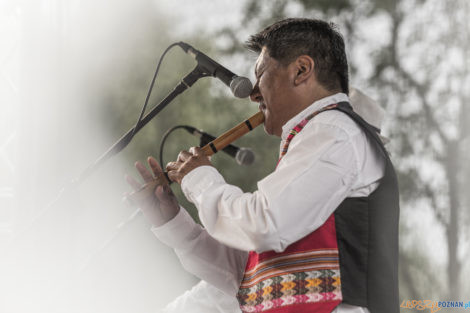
[166,147,213,185]
[124,156,180,227]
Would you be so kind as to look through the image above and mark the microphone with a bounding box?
[177,42,253,98]
[183,126,255,166]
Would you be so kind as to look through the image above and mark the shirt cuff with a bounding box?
[150,206,200,250]
[181,165,226,205]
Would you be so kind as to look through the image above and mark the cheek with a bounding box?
[260,83,276,113]
[259,75,274,99]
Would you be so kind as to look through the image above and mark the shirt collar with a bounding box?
[281,93,349,140]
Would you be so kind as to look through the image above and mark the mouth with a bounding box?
[259,103,267,112]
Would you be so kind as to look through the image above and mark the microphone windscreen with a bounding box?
[230,76,253,98]
[235,147,255,166]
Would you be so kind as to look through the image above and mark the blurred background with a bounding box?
[0,0,469,312]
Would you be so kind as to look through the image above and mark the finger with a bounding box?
[155,185,164,198]
[148,157,169,184]
[125,174,142,191]
[189,146,203,156]
[166,161,180,172]
[177,150,192,162]
[166,170,179,183]
[148,156,164,177]
[156,184,176,206]
[135,161,154,183]
[121,191,133,207]
[155,185,169,201]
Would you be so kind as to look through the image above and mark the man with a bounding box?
[126,18,399,313]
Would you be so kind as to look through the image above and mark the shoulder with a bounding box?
[285,109,362,160]
[288,109,363,148]
[306,109,362,138]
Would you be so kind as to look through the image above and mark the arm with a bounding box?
[125,157,247,296]
[168,122,359,253]
[161,280,241,313]
[151,207,248,296]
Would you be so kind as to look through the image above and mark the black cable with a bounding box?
[129,42,181,141]
[159,125,195,169]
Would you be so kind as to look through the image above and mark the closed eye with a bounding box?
[254,65,265,80]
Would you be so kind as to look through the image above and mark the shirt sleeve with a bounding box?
[161,280,241,313]
[151,207,248,296]
[181,122,359,253]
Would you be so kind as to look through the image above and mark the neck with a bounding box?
[297,86,339,113]
[275,85,341,137]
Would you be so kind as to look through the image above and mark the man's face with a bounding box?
[250,47,295,137]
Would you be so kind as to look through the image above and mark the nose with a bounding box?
[250,82,262,103]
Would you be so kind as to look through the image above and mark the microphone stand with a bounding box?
[76,66,209,185]
[68,65,213,289]
[13,65,209,241]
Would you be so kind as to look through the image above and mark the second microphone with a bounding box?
[182,126,255,166]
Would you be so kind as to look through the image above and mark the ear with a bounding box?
[292,55,315,86]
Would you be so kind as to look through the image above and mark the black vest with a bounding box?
[333,102,400,313]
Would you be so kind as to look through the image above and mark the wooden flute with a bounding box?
[199,111,265,157]
[127,111,265,202]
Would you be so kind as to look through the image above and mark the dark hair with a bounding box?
[246,18,349,94]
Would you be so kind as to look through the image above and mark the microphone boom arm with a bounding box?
[76,66,209,185]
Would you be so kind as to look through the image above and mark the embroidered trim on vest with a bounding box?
[241,249,340,287]
[237,249,341,313]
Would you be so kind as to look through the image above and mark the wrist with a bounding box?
[181,166,225,204]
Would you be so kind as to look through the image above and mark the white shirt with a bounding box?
[153,93,384,313]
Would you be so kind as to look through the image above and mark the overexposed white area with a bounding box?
[154,0,246,36]
[0,0,249,312]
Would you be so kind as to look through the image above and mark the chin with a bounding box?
[263,123,274,136]
[263,120,280,137]
[263,125,270,135]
